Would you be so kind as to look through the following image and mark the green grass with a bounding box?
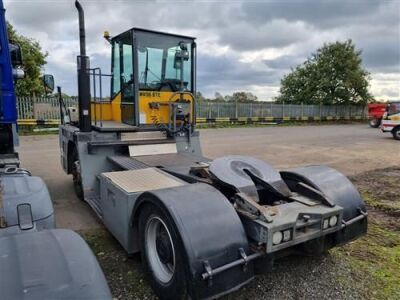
[334,168,400,300]
[334,223,400,300]
[79,229,155,300]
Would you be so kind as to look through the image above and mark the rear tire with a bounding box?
[369,118,381,128]
[138,204,187,300]
[392,127,400,140]
[71,147,83,200]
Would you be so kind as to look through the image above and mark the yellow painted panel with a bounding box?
[196,118,206,123]
[216,118,230,122]
[91,102,113,121]
[111,93,122,122]
[138,91,194,125]
[389,114,400,121]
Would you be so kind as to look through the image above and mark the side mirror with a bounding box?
[9,43,23,66]
[173,42,189,69]
[43,74,55,94]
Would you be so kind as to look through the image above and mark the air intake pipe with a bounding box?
[75,0,91,132]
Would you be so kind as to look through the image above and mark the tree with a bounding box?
[231,91,258,102]
[7,22,48,97]
[214,92,224,101]
[275,40,372,105]
[195,91,206,103]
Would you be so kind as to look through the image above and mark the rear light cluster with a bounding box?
[323,215,338,229]
[272,229,292,245]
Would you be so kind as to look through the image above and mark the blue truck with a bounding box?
[0,1,111,299]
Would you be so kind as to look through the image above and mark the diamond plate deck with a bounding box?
[101,168,183,193]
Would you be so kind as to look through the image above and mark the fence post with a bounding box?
[319,103,322,121]
[282,102,285,119]
[270,102,273,118]
[261,102,264,118]
[217,102,220,118]
[208,102,212,119]
[235,100,238,119]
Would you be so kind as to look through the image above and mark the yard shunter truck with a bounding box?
[0,1,111,299]
[59,1,368,299]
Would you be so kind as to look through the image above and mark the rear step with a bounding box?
[86,194,102,218]
[87,139,174,153]
[107,156,148,170]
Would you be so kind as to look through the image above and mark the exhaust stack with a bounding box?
[75,0,91,132]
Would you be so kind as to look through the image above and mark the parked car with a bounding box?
[381,101,400,140]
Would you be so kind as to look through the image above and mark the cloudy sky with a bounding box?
[4,0,400,100]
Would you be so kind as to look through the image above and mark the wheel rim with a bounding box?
[145,216,175,284]
[396,130,400,139]
[370,119,377,126]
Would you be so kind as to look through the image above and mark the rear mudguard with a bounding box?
[281,165,367,244]
[134,183,254,300]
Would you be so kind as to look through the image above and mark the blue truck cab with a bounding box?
[0,0,20,161]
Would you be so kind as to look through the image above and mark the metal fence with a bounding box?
[17,96,79,121]
[196,102,367,120]
[17,97,367,123]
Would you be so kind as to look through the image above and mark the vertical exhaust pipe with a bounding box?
[75,0,91,132]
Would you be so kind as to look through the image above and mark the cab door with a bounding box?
[118,34,135,125]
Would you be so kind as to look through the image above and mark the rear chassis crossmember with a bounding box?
[200,208,367,284]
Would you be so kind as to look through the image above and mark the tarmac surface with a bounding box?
[18,124,399,230]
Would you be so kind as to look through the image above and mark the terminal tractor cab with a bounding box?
[60,2,368,299]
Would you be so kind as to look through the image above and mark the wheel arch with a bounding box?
[281,165,366,221]
[391,125,400,133]
[281,165,368,245]
[131,183,254,299]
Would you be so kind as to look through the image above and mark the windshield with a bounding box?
[136,31,193,92]
[387,102,400,115]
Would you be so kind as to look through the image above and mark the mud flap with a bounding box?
[135,183,254,300]
[281,165,367,245]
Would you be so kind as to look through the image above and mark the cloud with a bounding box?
[3,0,399,100]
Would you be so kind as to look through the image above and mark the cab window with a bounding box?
[111,43,120,97]
[388,102,400,115]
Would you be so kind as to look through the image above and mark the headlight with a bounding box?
[273,231,283,245]
[329,215,338,227]
[323,218,329,229]
[282,229,291,242]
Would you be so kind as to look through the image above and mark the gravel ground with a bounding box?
[81,228,363,300]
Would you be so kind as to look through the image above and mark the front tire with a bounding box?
[71,147,83,200]
[138,204,187,300]
[392,127,400,140]
[369,118,381,128]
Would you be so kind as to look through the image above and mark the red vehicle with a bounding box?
[368,103,388,128]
